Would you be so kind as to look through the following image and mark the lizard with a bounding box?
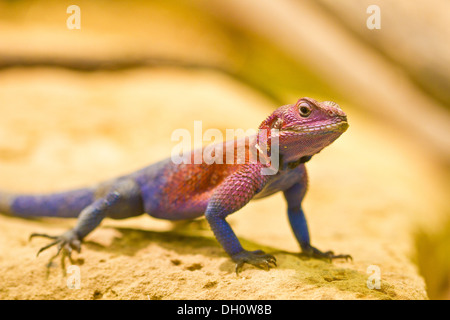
[0,97,350,274]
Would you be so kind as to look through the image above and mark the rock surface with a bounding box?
[0,68,445,300]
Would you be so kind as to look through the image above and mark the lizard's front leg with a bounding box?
[205,165,276,274]
[283,182,352,262]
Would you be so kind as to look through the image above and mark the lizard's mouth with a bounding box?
[282,119,349,135]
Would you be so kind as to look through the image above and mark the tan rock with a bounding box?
[0,68,441,299]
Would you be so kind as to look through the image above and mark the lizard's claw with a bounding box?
[300,245,352,262]
[232,250,277,275]
[29,229,81,267]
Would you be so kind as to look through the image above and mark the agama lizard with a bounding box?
[0,97,350,273]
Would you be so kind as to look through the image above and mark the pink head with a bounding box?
[258,97,349,164]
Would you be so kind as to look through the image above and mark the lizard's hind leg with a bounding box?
[30,178,144,266]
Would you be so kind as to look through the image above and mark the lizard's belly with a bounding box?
[138,179,212,220]
[146,193,211,220]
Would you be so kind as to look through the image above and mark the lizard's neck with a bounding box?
[251,136,314,171]
[280,154,312,171]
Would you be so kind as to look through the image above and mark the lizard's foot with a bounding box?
[29,229,81,267]
[232,250,277,275]
[301,245,352,263]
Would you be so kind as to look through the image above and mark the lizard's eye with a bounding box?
[298,102,312,117]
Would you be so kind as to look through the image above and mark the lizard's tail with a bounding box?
[0,188,95,218]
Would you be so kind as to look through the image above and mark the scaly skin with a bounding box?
[0,97,350,273]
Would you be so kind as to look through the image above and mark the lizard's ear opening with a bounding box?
[258,114,282,130]
[257,116,282,151]
[270,118,284,130]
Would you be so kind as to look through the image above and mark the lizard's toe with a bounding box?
[30,229,82,267]
[301,245,352,262]
[232,249,277,275]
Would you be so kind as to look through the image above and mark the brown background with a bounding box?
[0,0,448,299]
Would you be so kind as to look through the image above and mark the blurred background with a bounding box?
[0,0,448,299]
